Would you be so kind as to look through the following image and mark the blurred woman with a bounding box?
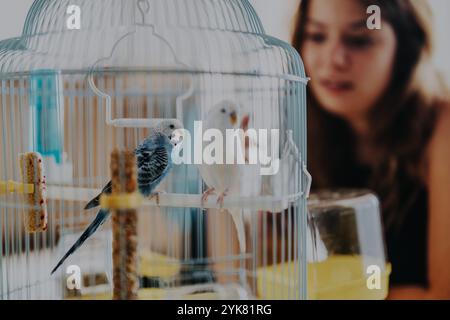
[292,0,450,299]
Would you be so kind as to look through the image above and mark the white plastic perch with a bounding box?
[45,185,303,212]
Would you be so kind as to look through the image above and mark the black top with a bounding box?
[385,187,429,287]
[316,160,430,287]
[352,165,430,287]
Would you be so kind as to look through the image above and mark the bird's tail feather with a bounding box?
[85,181,112,210]
[84,194,101,210]
[228,209,246,254]
[51,209,110,275]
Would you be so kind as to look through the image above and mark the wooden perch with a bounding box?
[110,149,139,300]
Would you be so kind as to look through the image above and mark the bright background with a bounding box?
[0,0,449,79]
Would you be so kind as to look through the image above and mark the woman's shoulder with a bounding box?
[431,101,450,144]
[421,100,450,185]
[425,100,450,186]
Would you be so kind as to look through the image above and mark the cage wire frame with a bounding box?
[0,0,311,300]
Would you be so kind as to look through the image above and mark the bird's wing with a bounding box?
[84,135,163,210]
[84,180,112,210]
[137,146,171,195]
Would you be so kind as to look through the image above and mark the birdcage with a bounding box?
[0,0,310,300]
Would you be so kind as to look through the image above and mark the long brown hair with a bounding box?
[292,0,448,230]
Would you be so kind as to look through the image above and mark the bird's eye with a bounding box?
[169,124,175,129]
[221,108,226,114]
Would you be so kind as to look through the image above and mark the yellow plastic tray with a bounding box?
[69,254,391,300]
[257,255,391,300]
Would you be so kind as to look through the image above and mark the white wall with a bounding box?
[0,0,34,40]
[430,0,450,79]
[0,0,300,41]
[249,0,300,42]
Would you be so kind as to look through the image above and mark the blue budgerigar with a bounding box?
[50,119,183,275]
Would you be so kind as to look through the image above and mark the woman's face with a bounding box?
[301,0,397,125]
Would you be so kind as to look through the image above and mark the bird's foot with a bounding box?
[216,189,229,208]
[201,188,215,207]
[149,192,165,206]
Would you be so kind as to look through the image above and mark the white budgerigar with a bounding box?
[198,100,248,254]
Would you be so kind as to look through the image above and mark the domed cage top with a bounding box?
[0,0,310,300]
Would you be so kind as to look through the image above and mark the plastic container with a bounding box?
[257,190,391,300]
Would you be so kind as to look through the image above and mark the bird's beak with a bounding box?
[170,130,184,146]
[230,111,238,126]
[240,114,250,131]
